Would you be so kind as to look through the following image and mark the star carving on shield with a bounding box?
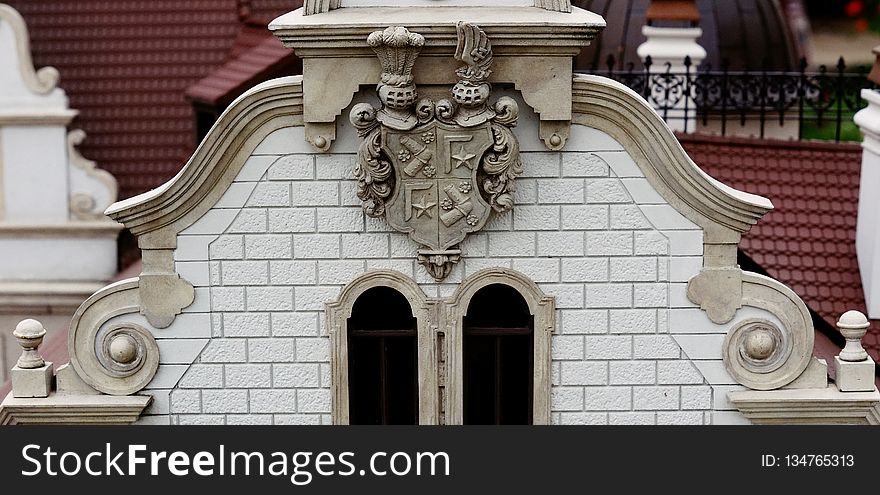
[349,23,522,280]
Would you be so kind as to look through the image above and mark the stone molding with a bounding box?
[0,4,59,96]
[0,393,150,425]
[728,386,880,425]
[303,1,572,16]
[325,270,441,425]
[445,268,554,425]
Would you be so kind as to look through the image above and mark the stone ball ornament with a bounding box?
[74,321,160,396]
[13,318,47,369]
[837,310,870,362]
[723,318,804,390]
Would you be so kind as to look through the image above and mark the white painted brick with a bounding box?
[539,283,583,309]
[274,363,320,388]
[296,338,330,362]
[209,235,244,259]
[633,386,679,410]
[272,312,319,337]
[341,233,390,258]
[561,361,607,385]
[657,309,669,333]
[229,209,267,233]
[227,415,273,425]
[460,233,488,257]
[155,339,205,366]
[217,182,258,209]
[222,261,268,285]
[320,364,331,388]
[513,205,560,230]
[339,180,361,206]
[316,154,354,179]
[511,258,560,283]
[294,234,340,259]
[666,230,703,255]
[567,127,624,152]
[187,287,211,313]
[255,129,311,155]
[620,178,665,203]
[185,209,238,235]
[268,209,316,233]
[317,260,365,284]
[246,287,293,311]
[657,411,704,425]
[161,313,212,339]
[610,205,651,230]
[291,182,339,206]
[633,335,681,359]
[609,361,656,385]
[583,386,632,410]
[247,182,290,207]
[584,283,633,308]
[366,258,414,277]
[465,258,511,275]
[673,334,724,360]
[275,414,321,425]
[609,412,655,425]
[634,231,668,255]
[212,313,223,337]
[657,361,705,384]
[199,339,247,363]
[610,257,657,282]
[551,335,584,360]
[212,287,246,311]
[223,313,270,337]
[561,258,608,282]
[317,207,364,232]
[633,283,668,307]
[176,262,210,287]
[639,204,699,230]
[551,387,583,411]
[175,235,214,261]
[484,210,512,231]
[681,385,712,409]
[558,412,607,425]
[365,216,392,232]
[178,364,223,389]
[520,152,560,177]
[488,232,535,257]
[225,364,271,388]
[143,390,170,415]
[270,260,318,285]
[712,411,750,425]
[236,155,279,181]
[562,153,609,177]
[712,385,746,410]
[537,231,584,257]
[537,179,585,204]
[203,390,248,414]
[610,309,657,333]
[669,283,692,307]
[515,179,537,204]
[561,205,608,230]
[692,361,736,384]
[177,415,225,425]
[390,234,416,258]
[670,256,703,282]
[298,389,331,413]
[668,308,727,334]
[594,151,640,177]
[584,335,632,360]
[245,234,292,259]
[248,338,296,363]
[586,179,630,203]
[586,231,632,255]
[295,286,339,311]
[170,389,201,414]
[268,155,314,180]
[561,309,608,334]
[250,390,298,413]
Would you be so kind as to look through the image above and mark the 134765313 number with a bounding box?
[784,454,854,467]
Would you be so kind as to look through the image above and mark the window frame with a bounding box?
[445,268,555,425]
[326,270,440,425]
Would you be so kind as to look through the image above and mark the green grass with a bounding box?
[799,119,863,142]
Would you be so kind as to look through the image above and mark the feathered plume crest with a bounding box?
[367,26,425,88]
[454,21,493,84]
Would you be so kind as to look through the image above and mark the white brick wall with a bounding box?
[135,124,752,426]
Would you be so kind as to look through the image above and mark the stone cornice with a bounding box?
[0,110,78,126]
[572,74,772,239]
[0,221,122,238]
[729,386,880,425]
[0,392,150,425]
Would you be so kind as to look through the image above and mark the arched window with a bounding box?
[347,286,418,424]
[463,284,534,424]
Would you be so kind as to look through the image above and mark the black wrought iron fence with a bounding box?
[579,55,878,142]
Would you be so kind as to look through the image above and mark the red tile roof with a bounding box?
[681,134,880,374]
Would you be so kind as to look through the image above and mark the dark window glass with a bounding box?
[347,286,418,425]
[463,284,534,425]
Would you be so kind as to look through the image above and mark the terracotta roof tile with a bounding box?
[680,134,880,374]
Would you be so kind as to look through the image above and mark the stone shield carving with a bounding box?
[351,23,522,280]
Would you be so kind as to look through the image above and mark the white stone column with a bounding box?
[636,26,706,133]
[854,57,880,319]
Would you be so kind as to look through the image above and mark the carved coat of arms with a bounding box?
[350,23,522,280]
